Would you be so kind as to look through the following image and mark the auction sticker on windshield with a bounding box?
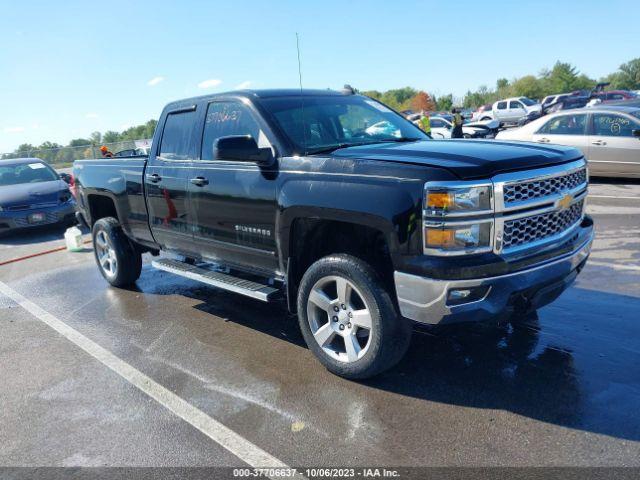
[28,163,46,169]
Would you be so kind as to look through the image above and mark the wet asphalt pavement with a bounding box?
[0,180,639,469]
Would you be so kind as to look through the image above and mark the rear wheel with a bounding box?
[297,254,412,379]
[92,217,142,287]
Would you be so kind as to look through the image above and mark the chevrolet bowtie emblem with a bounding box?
[557,193,573,210]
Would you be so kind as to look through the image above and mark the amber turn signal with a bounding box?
[425,228,456,248]
[426,192,453,209]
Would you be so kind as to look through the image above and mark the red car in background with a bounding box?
[592,90,638,102]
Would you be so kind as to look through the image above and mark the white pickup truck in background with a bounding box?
[479,96,542,125]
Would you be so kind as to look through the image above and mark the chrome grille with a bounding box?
[503,167,587,205]
[502,200,584,250]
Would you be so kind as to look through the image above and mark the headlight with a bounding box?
[424,221,492,253]
[425,185,492,215]
[423,181,494,255]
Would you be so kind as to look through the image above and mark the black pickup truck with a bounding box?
[73,89,594,379]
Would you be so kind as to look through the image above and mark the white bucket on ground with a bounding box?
[64,226,84,252]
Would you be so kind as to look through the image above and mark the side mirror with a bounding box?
[214,135,273,164]
[632,129,640,138]
[59,172,72,184]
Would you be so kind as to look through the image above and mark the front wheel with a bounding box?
[297,254,412,379]
[92,217,142,287]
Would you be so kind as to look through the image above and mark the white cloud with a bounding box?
[197,78,222,89]
[147,76,164,87]
[4,126,25,133]
[234,81,252,90]
[85,113,99,119]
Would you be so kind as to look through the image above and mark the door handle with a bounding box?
[591,140,607,146]
[537,138,550,143]
[190,176,209,187]
[146,173,162,183]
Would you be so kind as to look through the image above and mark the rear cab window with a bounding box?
[159,109,198,160]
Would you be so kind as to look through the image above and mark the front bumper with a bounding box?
[394,224,594,325]
[0,202,76,233]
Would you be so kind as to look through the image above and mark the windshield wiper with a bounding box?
[307,138,423,155]
[375,137,423,143]
[307,141,380,155]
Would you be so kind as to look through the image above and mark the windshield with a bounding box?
[520,97,537,106]
[261,94,427,154]
[0,161,59,186]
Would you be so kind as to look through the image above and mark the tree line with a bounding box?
[2,58,638,164]
[364,57,640,111]
[1,120,157,165]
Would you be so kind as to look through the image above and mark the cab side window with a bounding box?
[201,102,264,161]
[537,114,586,135]
[497,102,507,110]
[592,113,637,137]
[159,110,198,160]
[509,101,523,109]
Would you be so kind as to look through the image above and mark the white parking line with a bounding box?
[0,280,298,477]
[589,195,640,200]
[587,261,640,272]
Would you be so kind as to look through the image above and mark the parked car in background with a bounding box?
[517,110,542,127]
[480,97,541,124]
[496,106,640,178]
[0,158,76,235]
[114,147,150,157]
[471,104,493,121]
[543,95,590,115]
[425,116,499,139]
[605,98,640,108]
[541,94,569,110]
[592,90,638,103]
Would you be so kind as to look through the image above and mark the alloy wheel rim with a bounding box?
[306,275,373,363]
[95,230,117,278]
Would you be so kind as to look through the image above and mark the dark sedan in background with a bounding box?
[0,158,76,235]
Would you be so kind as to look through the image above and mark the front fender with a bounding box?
[276,178,423,266]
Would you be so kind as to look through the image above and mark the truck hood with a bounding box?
[0,180,67,207]
[332,139,583,180]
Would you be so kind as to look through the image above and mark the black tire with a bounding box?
[297,254,412,379]
[92,217,142,287]
[481,117,492,121]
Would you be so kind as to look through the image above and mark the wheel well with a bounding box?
[287,219,394,312]
[87,194,118,226]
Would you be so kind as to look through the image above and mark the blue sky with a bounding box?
[0,0,637,152]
